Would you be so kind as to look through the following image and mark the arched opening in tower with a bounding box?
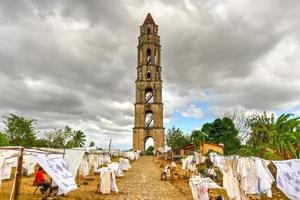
[147,49,151,64]
[145,111,154,128]
[144,137,154,155]
[145,88,154,103]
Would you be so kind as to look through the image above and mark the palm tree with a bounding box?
[71,130,86,147]
[190,130,207,150]
[273,114,300,159]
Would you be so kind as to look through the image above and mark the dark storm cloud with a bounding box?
[0,0,300,147]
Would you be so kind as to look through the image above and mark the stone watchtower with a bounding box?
[133,13,165,153]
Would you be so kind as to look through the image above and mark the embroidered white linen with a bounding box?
[33,153,78,194]
[273,159,300,200]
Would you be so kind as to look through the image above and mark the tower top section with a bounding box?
[143,13,156,25]
[140,13,158,36]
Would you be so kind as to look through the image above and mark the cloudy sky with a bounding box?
[1,0,300,149]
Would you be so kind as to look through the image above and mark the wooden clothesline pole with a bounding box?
[13,147,24,200]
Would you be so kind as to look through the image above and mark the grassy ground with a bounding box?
[0,172,109,200]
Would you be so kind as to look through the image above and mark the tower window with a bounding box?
[145,111,154,128]
[147,49,151,57]
[145,88,154,103]
[147,72,151,79]
[147,49,151,64]
[147,27,151,34]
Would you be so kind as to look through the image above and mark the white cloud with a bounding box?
[181,105,204,119]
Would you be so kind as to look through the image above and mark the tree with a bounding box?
[89,141,95,147]
[68,130,86,148]
[146,146,154,155]
[190,130,207,150]
[35,138,49,148]
[44,126,72,148]
[166,126,190,149]
[201,117,241,154]
[246,112,274,146]
[3,114,37,147]
[220,109,249,141]
[0,131,10,146]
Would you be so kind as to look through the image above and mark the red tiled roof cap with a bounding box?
[143,13,156,25]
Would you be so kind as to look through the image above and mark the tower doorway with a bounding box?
[144,137,154,155]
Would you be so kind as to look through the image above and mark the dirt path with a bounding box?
[101,156,188,200]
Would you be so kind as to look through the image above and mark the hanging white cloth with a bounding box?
[237,157,258,195]
[182,155,194,170]
[124,151,136,160]
[273,159,300,200]
[33,153,78,195]
[255,158,274,197]
[64,149,85,177]
[79,155,89,176]
[98,167,119,194]
[1,156,18,180]
[189,175,221,200]
[22,154,36,176]
[222,157,241,200]
[107,162,124,177]
[119,158,131,171]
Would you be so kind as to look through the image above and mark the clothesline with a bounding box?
[0,147,65,155]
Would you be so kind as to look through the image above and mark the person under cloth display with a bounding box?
[35,167,50,194]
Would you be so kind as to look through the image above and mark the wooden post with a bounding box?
[108,138,112,155]
[48,179,52,195]
[14,147,24,200]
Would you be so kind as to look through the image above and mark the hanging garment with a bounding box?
[237,157,258,195]
[33,153,78,195]
[210,154,225,173]
[119,158,131,171]
[99,154,111,165]
[189,175,221,200]
[99,168,111,194]
[182,155,194,170]
[0,150,19,186]
[0,155,4,186]
[1,156,18,180]
[64,149,85,177]
[188,163,197,172]
[79,156,89,176]
[98,167,119,194]
[273,159,300,200]
[107,162,124,177]
[223,158,241,200]
[110,169,119,193]
[22,154,36,176]
[124,151,135,160]
[255,158,274,197]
